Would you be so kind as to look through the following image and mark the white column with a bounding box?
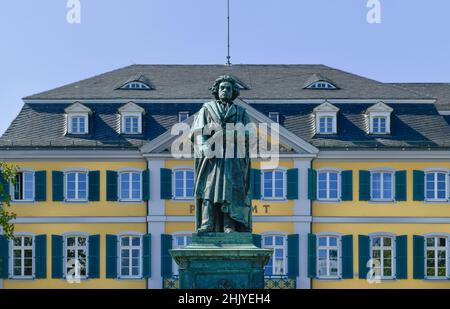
[146,159,166,289]
[293,159,312,289]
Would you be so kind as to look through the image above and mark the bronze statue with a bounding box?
[190,75,252,233]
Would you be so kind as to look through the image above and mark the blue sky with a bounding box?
[1,0,450,135]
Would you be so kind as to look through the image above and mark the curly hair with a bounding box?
[210,75,240,101]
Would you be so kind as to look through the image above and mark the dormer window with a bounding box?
[269,112,279,123]
[313,101,339,135]
[121,82,151,90]
[65,102,91,135]
[307,82,337,89]
[119,102,145,135]
[367,102,393,135]
[304,73,338,90]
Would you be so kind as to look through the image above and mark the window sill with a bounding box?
[261,198,287,202]
[9,277,35,281]
[368,200,396,204]
[314,277,342,281]
[63,200,90,204]
[424,277,449,281]
[11,200,37,205]
[118,200,144,204]
[424,200,449,204]
[117,277,144,281]
[172,198,194,202]
[316,199,341,204]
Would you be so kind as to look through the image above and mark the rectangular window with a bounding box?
[317,171,339,200]
[317,235,339,278]
[172,235,192,275]
[426,172,447,201]
[178,112,189,122]
[119,171,142,201]
[120,235,142,278]
[124,116,140,134]
[269,112,279,123]
[426,236,448,279]
[371,236,394,279]
[262,170,285,199]
[13,171,34,201]
[372,117,387,134]
[174,170,194,199]
[12,235,33,278]
[65,172,88,201]
[371,171,393,201]
[318,116,333,134]
[70,116,87,134]
[65,235,87,278]
[263,235,286,276]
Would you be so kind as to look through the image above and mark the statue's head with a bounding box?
[210,75,240,102]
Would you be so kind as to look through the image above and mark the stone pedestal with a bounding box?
[170,233,272,289]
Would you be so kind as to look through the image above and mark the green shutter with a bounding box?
[396,235,408,279]
[88,171,100,202]
[106,171,118,201]
[160,168,172,200]
[413,171,425,201]
[0,171,10,202]
[142,170,150,201]
[341,170,353,201]
[34,171,47,202]
[51,235,63,279]
[250,169,261,200]
[307,233,317,278]
[359,171,370,201]
[341,235,353,279]
[88,235,100,279]
[286,169,299,200]
[287,234,299,278]
[106,234,118,279]
[358,235,370,279]
[395,171,407,202]
[307,169,317,201]
[413,235,425,279]
[35,234,47,279]
[0,235,9,279]
[143,234,152,278]
[252,234,262,248]
[52,171,64,202]
[161,234,173,277]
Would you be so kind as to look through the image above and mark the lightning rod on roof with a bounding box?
[226,0,232,66]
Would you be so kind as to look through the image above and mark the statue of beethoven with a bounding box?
[190,75,252,233]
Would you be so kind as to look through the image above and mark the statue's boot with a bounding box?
[223,213,236,233]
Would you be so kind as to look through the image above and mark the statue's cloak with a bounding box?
[190,100,252,231]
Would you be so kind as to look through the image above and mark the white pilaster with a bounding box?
[146,158,166,289]
[295,222,311,289]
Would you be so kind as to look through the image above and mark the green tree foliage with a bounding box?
[0,162,17,238]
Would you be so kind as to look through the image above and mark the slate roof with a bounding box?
[390,83,450,111]
[3,64,450,151]
[24,64,429,101]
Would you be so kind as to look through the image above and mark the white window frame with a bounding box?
[118,233,143,279]
[369,112,391,135]
[118,170,143,202]
[261,169,286,200]
[371,116,387,134]
[268,112,279,123]
[121,82,151,90]
[178,112,190,123]
[64,170,89,202]
[173,169,195,200]
[317,170,341,201]
[425,171,448,202]
[10,169,35,202]
[370,170,394,202]
[369,233,396,280]
[67,114,89,135]
[262,233,288,276]
[172,233,193,275]
[424,233,449,280]
[307,82,337,89]
[121,112,142,134]
[63,233,89,279]
[316,233,341,279]
[9,233,35,279]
